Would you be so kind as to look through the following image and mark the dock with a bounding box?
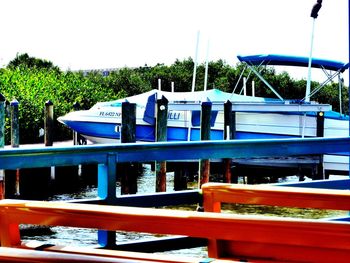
[1,137,350,261]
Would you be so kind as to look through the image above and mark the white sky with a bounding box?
[0,0,349,83]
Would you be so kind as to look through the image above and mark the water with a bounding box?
[20,166,348,258]
[21,165,208,256]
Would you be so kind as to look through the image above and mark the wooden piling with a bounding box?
[315,111,325,179]
[223,101,235,183]
[120,101,137,195]
[44,100,54,147]
[155,96,168,192]
[0,94,5,148]
[72,102,87,145]
[10,99,21,196]
[199,101,211,187]
[10,99,19,148]
[0,94,5,199]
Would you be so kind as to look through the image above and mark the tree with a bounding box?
[7,53,60,71]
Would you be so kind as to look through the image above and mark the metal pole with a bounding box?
[204,39,210,91]
[306,0,323,102]
[191,31,200,92]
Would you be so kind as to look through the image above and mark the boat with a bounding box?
[58,54,349,174]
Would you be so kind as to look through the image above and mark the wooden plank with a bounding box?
[202,182,350,258]
[202,183,350,212]
[21,242,217,263]
[0,247,175,263]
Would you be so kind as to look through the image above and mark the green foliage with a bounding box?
[7,53,60,72]
[0,55,348,144]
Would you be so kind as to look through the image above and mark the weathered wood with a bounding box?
[0,94,5,148]
[10,99,19,148]
[44,100,54,147]
[315,111,325,179]
[121,102,137,195]
[155,96,168,192]
[10,99,20,197]
[72,102,87,145]
[121,102,136,144]
[316,111,325,137]
[223,100,234,183]
[199,101,211,187]
[174,166,188,191]
[0,94,5,199]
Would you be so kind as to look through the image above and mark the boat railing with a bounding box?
[168,101,331,112]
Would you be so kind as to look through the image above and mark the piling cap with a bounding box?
[10,99,19,106]
[0,93,5,102]
[45,100,53,106]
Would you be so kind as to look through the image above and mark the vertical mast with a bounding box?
[204,39,210,91]
[191,31,200,92]
[306,0,323,102]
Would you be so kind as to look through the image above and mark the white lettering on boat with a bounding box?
[168,111,181,120]
[99,111,121,117]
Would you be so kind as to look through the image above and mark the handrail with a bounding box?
[0,200,350,262]
[201,182,350,258]
[202,183,350,212]
[1,137,349,170]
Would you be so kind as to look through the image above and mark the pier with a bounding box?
[1,136,350,261]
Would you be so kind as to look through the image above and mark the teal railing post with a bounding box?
[0,94,5,199]
[97,153,117,247]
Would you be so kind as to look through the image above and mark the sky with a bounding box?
[0,0,349,83]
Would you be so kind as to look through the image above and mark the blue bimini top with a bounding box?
[237,54,349,73]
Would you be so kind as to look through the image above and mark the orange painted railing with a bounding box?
[202,183,350,260]
[202,183,350,212]
[1,193,350,262]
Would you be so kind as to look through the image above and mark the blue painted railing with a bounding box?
[1,137,350,204]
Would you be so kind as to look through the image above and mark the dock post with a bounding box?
[199,101,211,188]
[223,101,236,183]
[55,101,81,192]
[155,96,168,192]
[10,99,19,148]
[120,101,137,194]
[10,99,20,196]
[44,100,54,147]
[0,94,5,199]
[315,111,325,179]
[72,102,87,146]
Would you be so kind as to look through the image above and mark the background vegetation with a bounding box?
[0,53,348,144]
